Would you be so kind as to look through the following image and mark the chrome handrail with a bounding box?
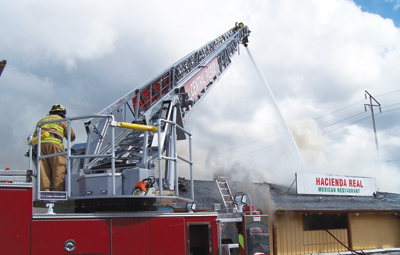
[29,114,194,202]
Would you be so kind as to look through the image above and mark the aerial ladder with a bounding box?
[25,22,251,211]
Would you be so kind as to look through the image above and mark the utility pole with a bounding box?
[364,90,381,158]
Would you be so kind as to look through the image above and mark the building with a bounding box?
[178,177,400,255]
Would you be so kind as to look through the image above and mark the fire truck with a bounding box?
[0,23,270,255]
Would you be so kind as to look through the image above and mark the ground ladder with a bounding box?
[216,180,238,212]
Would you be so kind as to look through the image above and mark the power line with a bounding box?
[321,106,400,134]
[375,89,400,98]
[382,107,400,113]
[220,106,400,155]
[322,116,371,134]
[315,89,400,121]
[381,158,400,162]
[316,89,400,135]
[320,103,400,132]
[214,92,400,156]
[320,111,367,129]
[216,137,269,155]
[215,133,280,155]
[315,99,365,120]
[221,145,275,161]
[381,103,400,109]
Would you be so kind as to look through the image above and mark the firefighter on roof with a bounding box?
[33,104,76,191]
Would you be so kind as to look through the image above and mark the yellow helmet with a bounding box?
[49,104,67,117]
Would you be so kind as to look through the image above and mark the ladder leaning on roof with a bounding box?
[216,180,238,212]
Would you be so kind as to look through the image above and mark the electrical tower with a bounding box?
[364,90,381,158]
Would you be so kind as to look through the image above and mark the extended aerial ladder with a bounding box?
[27,23,251,211]
[83,23,250,175]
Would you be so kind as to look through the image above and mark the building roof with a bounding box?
[177,179,400,213]
[269,184,400,212]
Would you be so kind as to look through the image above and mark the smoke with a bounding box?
[286,119,400,193]
[239,180,276,217]
[176,140,277,215]
[203,146,277,215]
[289,118,327,166]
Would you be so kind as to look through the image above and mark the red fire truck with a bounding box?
[0,23,270,255]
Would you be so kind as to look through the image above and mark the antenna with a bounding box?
[364,90,381,158]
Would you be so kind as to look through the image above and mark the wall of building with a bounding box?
[273,213,348,255]
[351,213,400,250]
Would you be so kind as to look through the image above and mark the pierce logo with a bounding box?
[64,239,77,252]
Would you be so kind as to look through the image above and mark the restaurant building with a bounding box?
[180,173,400,254]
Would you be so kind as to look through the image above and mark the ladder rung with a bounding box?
[216,179,238,210]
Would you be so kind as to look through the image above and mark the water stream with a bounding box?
[245,47,306,168]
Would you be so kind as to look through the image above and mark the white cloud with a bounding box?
[2,1,118,68]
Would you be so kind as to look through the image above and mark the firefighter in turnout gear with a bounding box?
[33,104,76,191]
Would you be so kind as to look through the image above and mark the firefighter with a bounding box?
[33,104,76,191]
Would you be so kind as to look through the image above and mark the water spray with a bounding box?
[245,47,306,168]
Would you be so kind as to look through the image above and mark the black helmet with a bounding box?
[49,104,67,118]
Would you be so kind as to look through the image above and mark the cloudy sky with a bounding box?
[1,0,400,193]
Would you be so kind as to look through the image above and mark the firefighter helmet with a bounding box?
[49,104,67,117]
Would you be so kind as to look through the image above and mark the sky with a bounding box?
[1,0,400,193]
[354,0,400,26]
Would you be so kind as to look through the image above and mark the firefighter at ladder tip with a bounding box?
[33,104,76,191]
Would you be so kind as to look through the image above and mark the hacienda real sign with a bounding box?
[296,173,376,197]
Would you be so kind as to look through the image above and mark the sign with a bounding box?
[296,173,376,197]
[183,58,220,100]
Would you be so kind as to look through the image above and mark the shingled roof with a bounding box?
[269,184,400,212]
[176,178,400,213]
